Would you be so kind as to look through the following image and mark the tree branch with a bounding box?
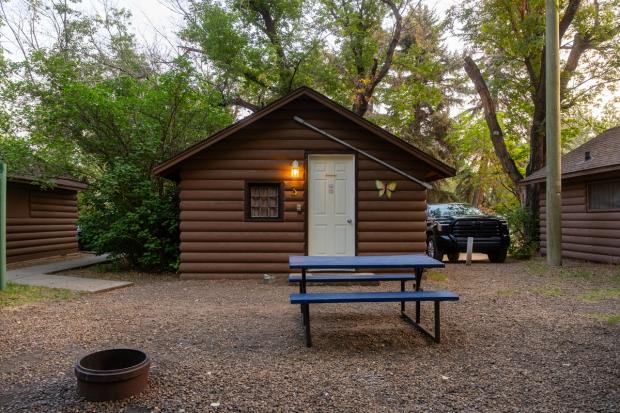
[559,0,581,39]
[535,0,581,101]
[230,96,260,112]
[463,56,524,185]
[352,0,403,116]
[373,0,402,85]
[560,33,590,100]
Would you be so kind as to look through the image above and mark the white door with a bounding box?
[308,154,355,256]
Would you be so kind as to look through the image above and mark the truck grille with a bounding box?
[451,219,501,238]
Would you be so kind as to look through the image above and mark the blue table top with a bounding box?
[288,254,445,269]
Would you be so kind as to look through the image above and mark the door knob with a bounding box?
[347,218,353,224]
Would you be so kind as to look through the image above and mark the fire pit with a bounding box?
[74,348,151,401]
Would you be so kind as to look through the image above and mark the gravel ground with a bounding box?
[0,259,618,412]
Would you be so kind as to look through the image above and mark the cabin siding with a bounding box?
[539,175,620,264]
[7,182,80,263]
[178,97,429,279]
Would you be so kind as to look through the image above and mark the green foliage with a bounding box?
[79,166,181,272]
[446,112,522,208]
[181,0,323,107]
[377,4,464,162]
[498,204,538,260]
[453,0,620,164]
[320,0,386,77]
[43,60,233,271]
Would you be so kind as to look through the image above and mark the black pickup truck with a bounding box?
[426,203,510,263]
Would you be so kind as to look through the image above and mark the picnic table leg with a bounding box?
[303,304,312,347]
[400,280,405,312]
[300,268,306,324]
[415,268,423,323]
[434,301,441,344]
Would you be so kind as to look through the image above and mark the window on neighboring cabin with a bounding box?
[588,179,620,211]
[246,182,282,220]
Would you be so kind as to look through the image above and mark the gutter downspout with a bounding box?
[293,116,433,190]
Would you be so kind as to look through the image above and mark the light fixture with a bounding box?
[291,160,300,179]
[290,160,301,196]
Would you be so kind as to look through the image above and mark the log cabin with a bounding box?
[521,126,620,264]
[7,175,86,263]
[153,87,456,279]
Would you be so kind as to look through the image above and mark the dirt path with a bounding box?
[0,259,618,412]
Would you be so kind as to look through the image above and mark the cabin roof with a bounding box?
[8,174,87,191]
[152,86,456,181]
[522,126,620,184]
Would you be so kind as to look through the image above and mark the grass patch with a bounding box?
[580,288,620,303]
[524,259,549,277]
[523,259,620,285]
[0,282,81,308]
[535,285,565,297]
[588,313,620,325]
[559,267,594,280]
[496,288,520,296]
[425,271,448,282]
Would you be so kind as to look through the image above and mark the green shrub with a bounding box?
[499,204,538,259]
[79,163,180,272]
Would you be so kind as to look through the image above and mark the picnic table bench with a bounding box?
[288,254,458,347]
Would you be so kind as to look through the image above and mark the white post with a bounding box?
[466,237,474,266]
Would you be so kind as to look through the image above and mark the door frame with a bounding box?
[304,151,358,256]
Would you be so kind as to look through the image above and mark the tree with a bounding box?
[456,0,620,240]
[376,3,465,162]
[319,0,405,116]
[178,0,324,111]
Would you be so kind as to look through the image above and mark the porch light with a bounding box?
[291,160,300,179]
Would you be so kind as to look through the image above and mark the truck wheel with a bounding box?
[447,252,460,263]
[426,237,444,261]
[488,248,508,263]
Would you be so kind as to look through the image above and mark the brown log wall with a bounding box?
[539,179,620,264]
[7,182,79,263]
[178,96,431,279]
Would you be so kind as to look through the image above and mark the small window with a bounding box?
[246,182,282,220]
[588,179,620,211]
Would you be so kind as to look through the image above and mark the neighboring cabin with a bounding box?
[522,126,620,264]
[7,175,86,263]
[154,87,455,279]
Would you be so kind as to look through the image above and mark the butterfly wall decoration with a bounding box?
[375,180,397,199]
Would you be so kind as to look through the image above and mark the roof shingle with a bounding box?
[521,126,620,183]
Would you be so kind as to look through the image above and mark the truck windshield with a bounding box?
[428,204,485,218]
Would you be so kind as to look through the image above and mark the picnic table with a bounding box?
[288,254,459,347]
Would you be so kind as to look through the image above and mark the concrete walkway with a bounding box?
[8,254,133,293]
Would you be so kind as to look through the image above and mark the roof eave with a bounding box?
[8,175,88,191]
[521,164,620,184]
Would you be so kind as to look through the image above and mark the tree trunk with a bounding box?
[524,182,540,246]
[352,88,370,116]
[463,56,524,186]
[525,88,546,246]
[527,98,546,177]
